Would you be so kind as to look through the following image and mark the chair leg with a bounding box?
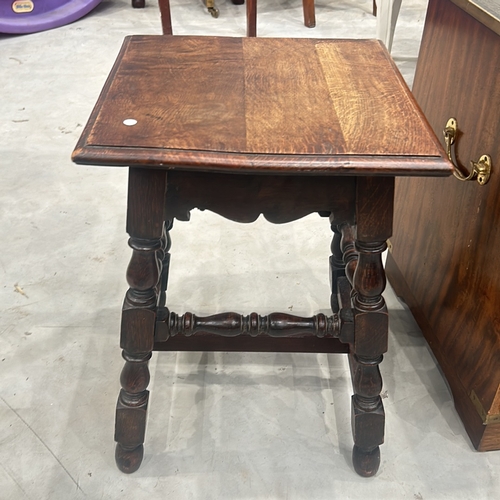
[376,0,402,52]
[246,0,314,35]
[159,0,173,35]
[373,0,377,17]
[303,0,316,28]
[206,0,220,18]
[246,0,257,36]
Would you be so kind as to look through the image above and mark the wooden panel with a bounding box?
[315,41,441,156]
[164,171,356,224]
[242,38,346,155]
[387,0,500,450]
[87,36,247,153]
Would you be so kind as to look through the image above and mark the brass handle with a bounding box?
[443,118,492,185]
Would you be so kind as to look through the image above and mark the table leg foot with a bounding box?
[115,443,144,474]
[114,354,151,474]
[352,445,380,477]
[350,354,385,478]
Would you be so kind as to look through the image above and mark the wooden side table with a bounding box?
[72,36,452,477]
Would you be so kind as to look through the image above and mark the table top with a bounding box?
[72,35,452,177]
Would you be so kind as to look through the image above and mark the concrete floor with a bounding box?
[1,0,500,498]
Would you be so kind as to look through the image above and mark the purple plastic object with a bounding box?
[0,0,102,34]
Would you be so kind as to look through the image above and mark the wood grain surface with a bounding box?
[387,0,500,450]
[73,36,451,176]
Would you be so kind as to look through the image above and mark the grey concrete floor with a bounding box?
[1,0,500,498]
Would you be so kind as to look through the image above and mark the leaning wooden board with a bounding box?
[386,0,500,450]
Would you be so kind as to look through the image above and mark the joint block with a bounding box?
[114,389,149,448]
[351,395,385,450]
[120,307,156,353]
[353,309,388,357]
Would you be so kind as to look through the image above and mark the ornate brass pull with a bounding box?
[443,118,492,185]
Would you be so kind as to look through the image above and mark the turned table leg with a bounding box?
[302,0,316,28]
[347,177,394,476]
[350,176,394,476]
[115,168,167,473]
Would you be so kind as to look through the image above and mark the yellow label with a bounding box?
[12,1,34,13]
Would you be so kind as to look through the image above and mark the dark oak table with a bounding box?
[72,36,452,477]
